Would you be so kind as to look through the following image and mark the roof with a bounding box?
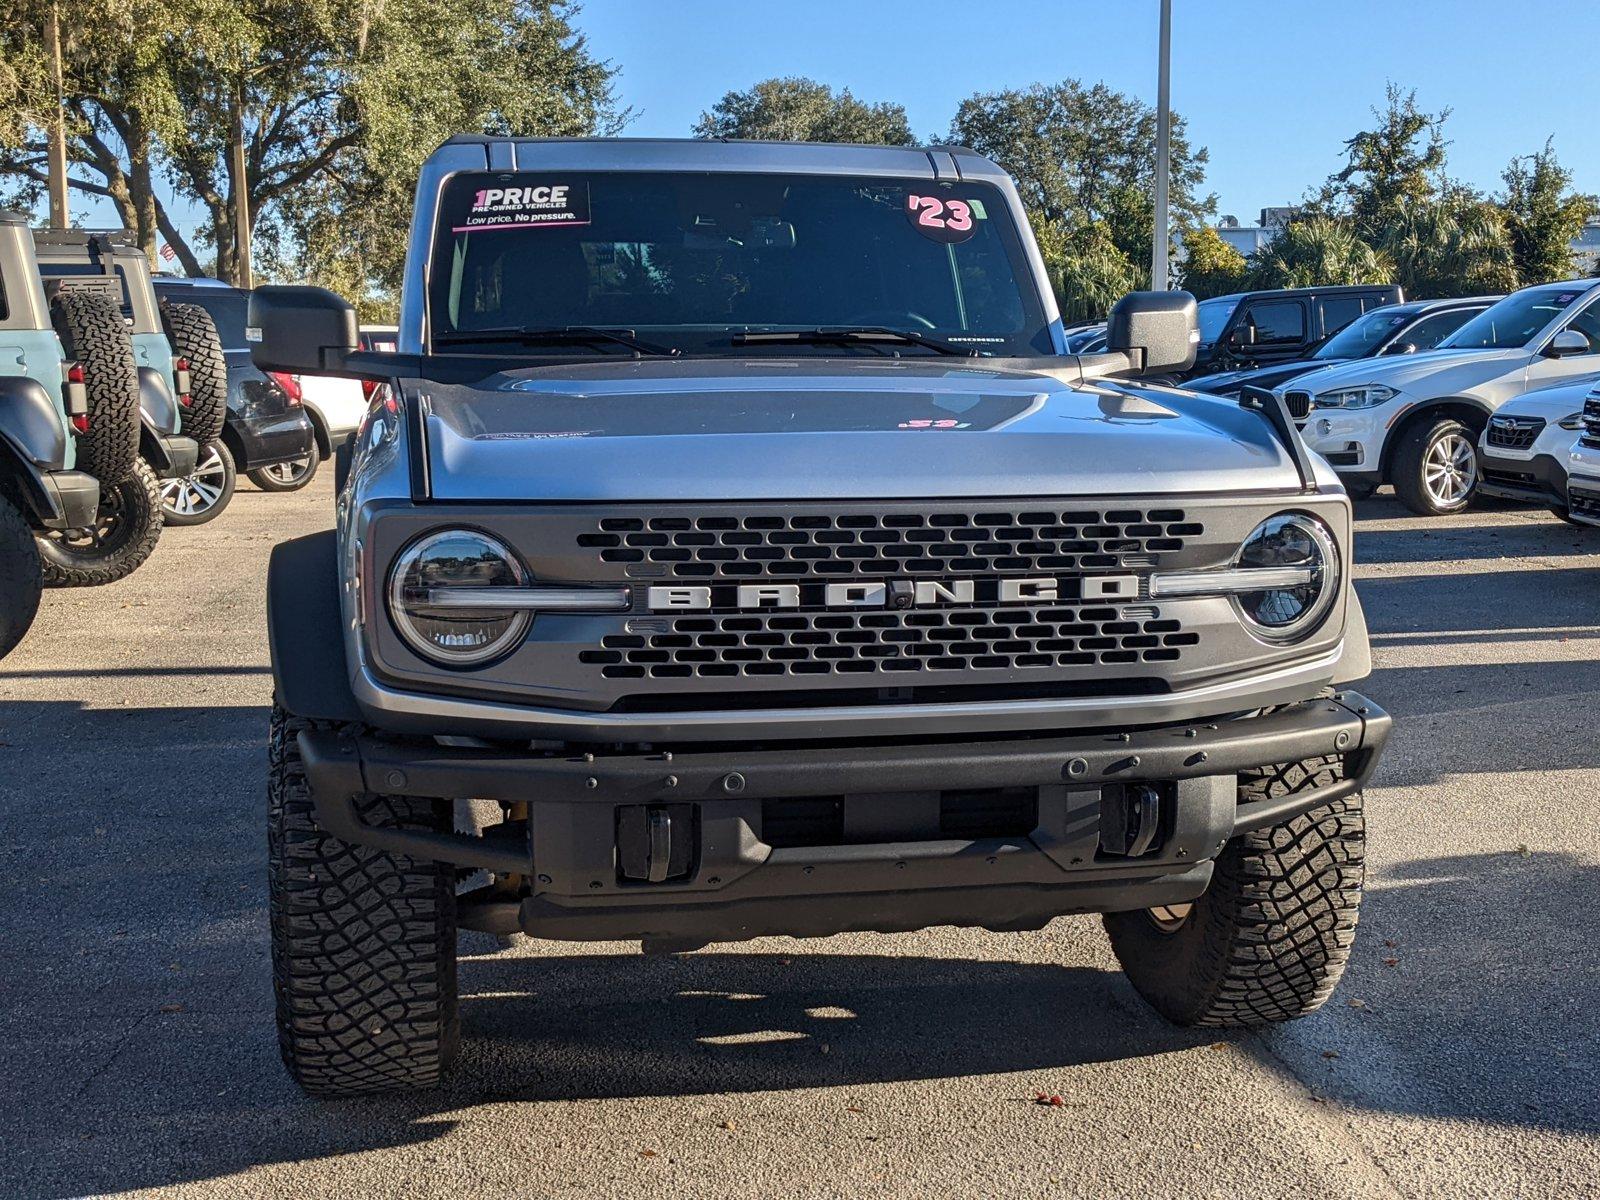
[429,136,1008,182]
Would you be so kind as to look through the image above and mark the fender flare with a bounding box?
[268,529,362,722]
[1332,587,1372,685]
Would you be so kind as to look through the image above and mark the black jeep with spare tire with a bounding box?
[255,138,1390,1096]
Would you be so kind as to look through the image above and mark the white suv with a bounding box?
[1279,279,1600,515]
[1565,381,1600,528]
[1477,376,1600,521]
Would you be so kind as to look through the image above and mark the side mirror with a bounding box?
[1383,341,1418,356]
[1228,324,1257,349]
[1107,290,1199,375]
[248,285,358,375]
[1543,329,1590,359]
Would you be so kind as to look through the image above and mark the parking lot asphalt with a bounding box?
[2,477,1598,1200]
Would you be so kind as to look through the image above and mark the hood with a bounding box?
[1285,346,1522,397]
[1495,374,1600,420]
[417,359,1307,501]
[1188,357,1341,395]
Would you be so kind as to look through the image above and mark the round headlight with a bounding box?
[1233,513,1340,643]
[388,529,531,666]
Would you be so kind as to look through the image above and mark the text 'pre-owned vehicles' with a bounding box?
[1281,279,1600,514]
[151,277,316,523]
[1188,296,1497,399]
[254,138,1389,1096]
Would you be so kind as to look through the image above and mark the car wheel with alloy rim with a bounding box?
[160,440,236,526]
[1391,416,1478,516]
[247,451,320,493]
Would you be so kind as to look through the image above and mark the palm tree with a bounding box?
[1246,217,1390,289]
[1379,200,1518,296]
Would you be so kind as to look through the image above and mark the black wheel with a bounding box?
[1104,757,1364,1026]
[269,704,458,1096]
[159,439,235,526]
[1391,417,1478,516]
[0,494,43,660]
[51,290,141,483]
[248,451,320,493]
[35,457,163,587]
[160,300,229,445]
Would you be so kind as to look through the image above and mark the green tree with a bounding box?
[1319,83,1449,241]
[1377,194,1517,296]
[947,80,1213,308]
[692,77,915,146]
[1500,140,1596,284]
[1248,216,1389,289]
[1177,223,1248,298]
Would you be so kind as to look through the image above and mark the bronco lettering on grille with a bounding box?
[646,575,1139,611]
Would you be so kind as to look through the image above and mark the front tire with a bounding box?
[248,451,320,493]
[269,705,458,1096]
[1104,757,1364,1026]
[1392,417,1478,516]
[160,439,236,526]
[0,494,43,659]
[35,457,163,587]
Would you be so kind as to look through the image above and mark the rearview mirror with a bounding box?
[1106,290,1199,375]
[248,285,358,375]
[1383,341,1418,356]
[1228,324,1256,349]
[1543,329,1590,359]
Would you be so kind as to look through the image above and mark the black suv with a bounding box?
[1189,284,1404,380]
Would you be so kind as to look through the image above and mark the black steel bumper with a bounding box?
[297,692,1389,947]
[20,468,99,530]
[1478,449,1567,507]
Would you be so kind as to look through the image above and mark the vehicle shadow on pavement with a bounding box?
[1353,502,1599,564]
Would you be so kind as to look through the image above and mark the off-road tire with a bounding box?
[248,450,320,493]
[35,457,163,587]
[269,704,458,1096]
[159,300,229,445]
[160,439,235,526]
[0,495,43,660]
[1392,417,1477,516]
[1104,756,1364,1026]
[50,290,141,483]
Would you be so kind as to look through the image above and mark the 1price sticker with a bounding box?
[905,193,982,243]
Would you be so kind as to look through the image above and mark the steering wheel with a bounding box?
[843,310,938,331]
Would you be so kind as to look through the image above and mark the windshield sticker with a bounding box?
[905,193,981,243]
[1556,293,1579,305]
[453,181,590,233]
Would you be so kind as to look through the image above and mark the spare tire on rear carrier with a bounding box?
[50,289,142,483]
[160,300,229,446]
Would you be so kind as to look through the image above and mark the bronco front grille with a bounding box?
[1487,416,1544,450]
[581,606,1199,681]
[1582,395,1600,449]
[579,506,1204,580]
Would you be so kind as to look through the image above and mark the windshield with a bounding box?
[428,171,1049,357]
[1196,297,1238,344]
[1441,286,1588,350]
[1315,308,1411,359]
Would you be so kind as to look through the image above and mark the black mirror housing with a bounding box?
[1107,290,1199,375]
[248,285,359,375]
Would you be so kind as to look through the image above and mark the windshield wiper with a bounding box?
[732,326,977,357]
[434,326,679,357]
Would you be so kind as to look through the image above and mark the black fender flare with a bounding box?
[0,375,70,523]
[1380,396,1494,479]
[268,529,362,722]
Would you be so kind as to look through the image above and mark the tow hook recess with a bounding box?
[617,803,696,883]
[1100,783,1165,858]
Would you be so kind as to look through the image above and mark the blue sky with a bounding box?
[80,0,1599,252]
[580,0,1599,222]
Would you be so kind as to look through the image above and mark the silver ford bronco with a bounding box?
[255,138,1389,1096]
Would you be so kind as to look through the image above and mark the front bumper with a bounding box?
[297,692,1390,947]
[1297,406,1389,473]
[1478,422,1575,506]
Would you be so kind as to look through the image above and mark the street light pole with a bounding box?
[1150,0,1172,290]
[45,1,69,229]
